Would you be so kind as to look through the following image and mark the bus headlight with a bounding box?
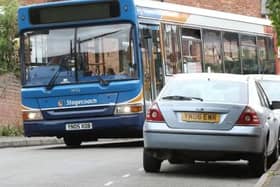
[22,110,43,121]
[114,103,143,115]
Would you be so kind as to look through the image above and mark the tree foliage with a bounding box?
[0,0,19,75]
[267,0,280,45]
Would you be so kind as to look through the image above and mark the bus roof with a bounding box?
[135,0,272,35]
[135,0,271,26]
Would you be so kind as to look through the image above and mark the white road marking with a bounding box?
[104,181,114,186]
[122,174,130,178]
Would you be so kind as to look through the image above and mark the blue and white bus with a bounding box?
[19,0,145,146]
[18,0,276,146]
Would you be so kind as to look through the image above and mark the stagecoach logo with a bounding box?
[58,100,63,107]
[58,99,98,107]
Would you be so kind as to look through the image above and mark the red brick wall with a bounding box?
[0,74,22,126]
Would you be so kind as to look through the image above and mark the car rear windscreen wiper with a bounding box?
[161,95,203,101]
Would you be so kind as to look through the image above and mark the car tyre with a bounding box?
[269,137,279,167]
[64,136,82,147]
[278,137,280,155]
[249,145,268,177]
[143,149,162,173]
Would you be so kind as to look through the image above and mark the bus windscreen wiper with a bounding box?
[96,75,109,86]
[161,95,203,101]
[46,66,61,90]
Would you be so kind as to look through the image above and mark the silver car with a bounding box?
[143,73,280,176]
[249,75,280,150]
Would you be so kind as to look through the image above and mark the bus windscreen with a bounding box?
[29,1,120,25]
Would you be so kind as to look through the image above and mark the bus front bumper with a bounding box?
[24,114,144,138]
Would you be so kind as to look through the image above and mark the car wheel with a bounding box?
[249,144,268,177]
[268,138,279,167]
[64,136,82,147]
[278,129,280,155]
[143,149,162,173]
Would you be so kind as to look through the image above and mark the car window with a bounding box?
[257,82,271,108]
[160,79,248,104]
[256,82,269,108]
[259,80,280,101]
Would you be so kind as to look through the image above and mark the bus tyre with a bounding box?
[249,148,268,177]
[64,137,82,147]
[143,149,161,173]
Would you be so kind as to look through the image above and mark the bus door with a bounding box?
[140,24,163,106]
[181,28,203,73]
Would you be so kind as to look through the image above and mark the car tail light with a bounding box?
[146,103,165,122]
[236,106,260,126]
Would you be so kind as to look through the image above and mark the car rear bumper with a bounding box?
[144,122,266,154]
[24,113,144,138]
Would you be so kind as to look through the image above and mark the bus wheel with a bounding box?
[64,136,82,147]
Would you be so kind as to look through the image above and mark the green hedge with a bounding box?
[0,0,19,76]
[0,125,23,136]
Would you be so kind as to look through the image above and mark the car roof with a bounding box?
[172,73,249,82]
[246,74,280,81]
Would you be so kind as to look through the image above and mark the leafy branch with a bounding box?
[0,0,19,75]
[267,0,280,45]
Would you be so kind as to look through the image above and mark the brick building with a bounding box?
[0,0,271,127]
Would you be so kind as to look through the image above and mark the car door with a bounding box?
[256,82,278,153]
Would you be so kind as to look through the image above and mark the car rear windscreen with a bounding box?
[161,79,248,104]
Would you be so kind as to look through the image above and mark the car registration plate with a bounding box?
[181,112,220,123]
[66,122,93,131]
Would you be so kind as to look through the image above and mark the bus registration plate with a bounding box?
[66,122,93,131]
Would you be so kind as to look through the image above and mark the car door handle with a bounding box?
[267,116,271,120]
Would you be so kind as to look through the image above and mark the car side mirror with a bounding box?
[270,101,280,110]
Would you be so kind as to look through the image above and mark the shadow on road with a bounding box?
[155,160,256,179]
[40,139,144,150]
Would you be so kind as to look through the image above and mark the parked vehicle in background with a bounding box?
[249,74,280,153]
[143,73,280,177]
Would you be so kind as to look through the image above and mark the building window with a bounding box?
[261,0,269,16]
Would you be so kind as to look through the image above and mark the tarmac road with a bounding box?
[0,140,260,187]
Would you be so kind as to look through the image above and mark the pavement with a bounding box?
[0,136,64,148]
[0,136,279,186]
[255,158,280,187]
